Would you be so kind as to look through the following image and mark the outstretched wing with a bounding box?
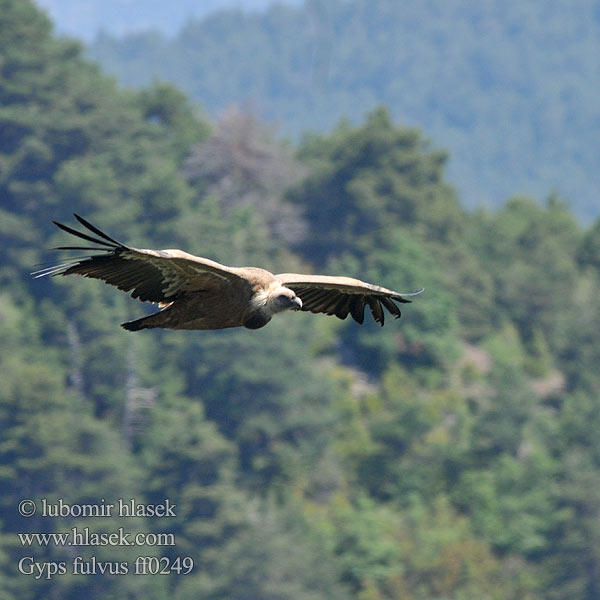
[33,214,244,303]
[276,273,423,326]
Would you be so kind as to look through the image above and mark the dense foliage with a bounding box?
[87,0,600,221]
[2,1,600,598]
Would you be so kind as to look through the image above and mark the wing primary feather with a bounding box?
[349,296,365,324]
[73,214,126,247]
[394,288,424,302]
[367,297,384,326]
[52,246,112,251]
[322,291,341,313]
[380,297,401,318]
[31,265,70,278]
[334,295,351,319]
[400,287,424,296]
[52,221,116,248]
[32,255,100,271]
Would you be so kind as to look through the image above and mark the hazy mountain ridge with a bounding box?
[87,0,600,220]
[35,0,303,39]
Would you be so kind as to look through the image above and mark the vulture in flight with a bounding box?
[33,215,423,332]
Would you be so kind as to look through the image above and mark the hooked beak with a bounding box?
[290,296,303,311]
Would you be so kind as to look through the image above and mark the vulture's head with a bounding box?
[267,286,303,314]
[249,283,302,326]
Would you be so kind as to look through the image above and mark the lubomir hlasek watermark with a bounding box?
[19,497,176,518]
[16,497,194,579]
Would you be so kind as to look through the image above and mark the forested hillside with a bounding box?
[2,1,600,598]
[86,0,600,220]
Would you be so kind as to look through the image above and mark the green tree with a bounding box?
[192,500,349,600]
[293,107,462,269]
[475,196,580,354]
[540,391,600,599]
[156,317,343,490]
[0,294,162,600]
[319,493,527,600]
[139,395,246,593]
[578,217,600,272]
[0,0,207,281]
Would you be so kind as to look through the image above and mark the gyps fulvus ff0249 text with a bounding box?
[33,215,423,332]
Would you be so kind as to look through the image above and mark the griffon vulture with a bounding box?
[33,215,423,332]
